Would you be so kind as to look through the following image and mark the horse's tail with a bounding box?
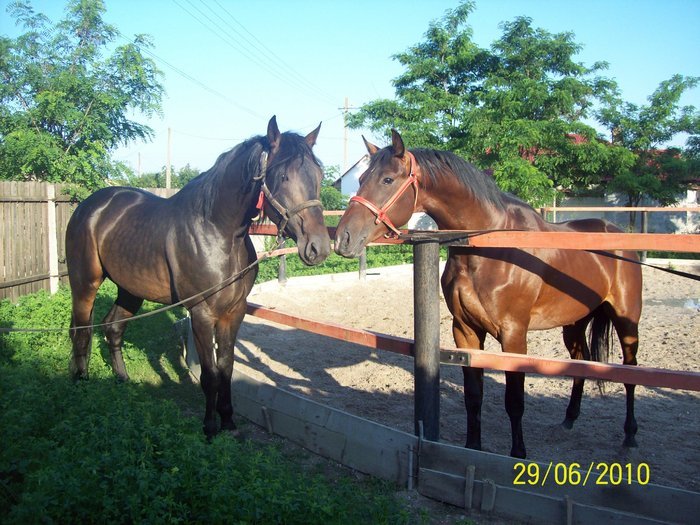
[589,306,612,393]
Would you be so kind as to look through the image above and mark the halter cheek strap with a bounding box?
[350,151,419,237]
[253,150,323,238]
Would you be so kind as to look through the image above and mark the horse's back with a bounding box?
[66,187,174,298]
[556,217,623,234]
[549,217,642,323]
[443,215,643,332]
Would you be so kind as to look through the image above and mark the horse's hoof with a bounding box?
[220,420,241,438]
[203,421,218,442]
[510,448,527,459]
[623,436,638,448]
[69,360,89,380]
[561,418,574,430]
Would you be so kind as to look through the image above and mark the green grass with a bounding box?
[0,283,421,524]
[646,250,700,260]
[256,243,423,283]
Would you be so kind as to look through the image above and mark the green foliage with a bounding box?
[348,1,626,206]
[113,163,201,189]
[348,1,698,209]
[597,75,700,209]
[0,285,417,524]
[256,243,415,283]
[0,0,164,188]
[321,165,348,210]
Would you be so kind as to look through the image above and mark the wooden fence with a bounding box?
[1,181,697,302]
[0,182,177,301]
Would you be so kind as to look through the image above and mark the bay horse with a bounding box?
[335,129,642,458]
[66,116,330,439]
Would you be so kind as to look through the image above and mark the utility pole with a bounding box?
[343,97,349,173]
[166,127,172,189]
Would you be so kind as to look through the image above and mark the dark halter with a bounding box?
[254,150,323,238]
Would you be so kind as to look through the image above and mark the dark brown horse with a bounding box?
[66,116,330,438]
[335,130,642,458]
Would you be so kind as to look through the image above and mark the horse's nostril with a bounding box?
[305,240,319,263]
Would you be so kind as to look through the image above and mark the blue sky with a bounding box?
[2,0,699,176]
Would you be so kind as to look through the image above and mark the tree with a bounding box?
[597,74,700,216]
[0,0,164,191]
[348,1,632,206]
[320,165,347,210]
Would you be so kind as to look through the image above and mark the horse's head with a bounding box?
[261,116,331,265]
[335,129,418,258]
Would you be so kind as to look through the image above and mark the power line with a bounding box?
[173,0,336,105]
[207,0,336,104]
[115,30,267,121]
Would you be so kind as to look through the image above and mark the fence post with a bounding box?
[46,184,59,294]
[413,237,440,441]
[640,211,648,262]
[278,253,288,284]
[359,248,367,280]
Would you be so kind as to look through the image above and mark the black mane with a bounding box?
[411,148,505,210]
[172,131,320,220]
[173,136,265,219]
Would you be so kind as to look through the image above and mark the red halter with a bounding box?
[349,151,419,237]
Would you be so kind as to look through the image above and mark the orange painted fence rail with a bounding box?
[246,302,700,392]
[251,222,700,252]
[247,219,700,397]
[539,206,699,213]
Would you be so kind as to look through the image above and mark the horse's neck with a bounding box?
[421,187,544,231]
[188,168,256,236]
[421,187,505,231]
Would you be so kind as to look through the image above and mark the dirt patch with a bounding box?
[235,262,700,493]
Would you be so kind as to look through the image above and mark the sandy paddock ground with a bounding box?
[234,261,700,492]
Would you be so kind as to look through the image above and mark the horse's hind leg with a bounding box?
[561,317,592,429]
[69,286,99,379]
[611,314,639,447]
[102,287,143,381]
[68,267,103,380]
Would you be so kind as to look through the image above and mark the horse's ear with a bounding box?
[362,136,380,156]
[267,115,281,152]
[305,122,321,148]
[391,129,405,158]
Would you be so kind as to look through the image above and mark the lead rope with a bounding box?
[0,237,286,334]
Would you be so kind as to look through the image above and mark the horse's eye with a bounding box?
[382,177,394,185]
[280,173,289,182]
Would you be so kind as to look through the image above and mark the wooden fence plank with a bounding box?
[0,182,173,300]
[179,320,697,524]
[230,370,417,486]
[418,440,697,524]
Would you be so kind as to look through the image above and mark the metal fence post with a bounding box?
[278,254,287,284]
[359,248,367,280]
[413,238,440,441]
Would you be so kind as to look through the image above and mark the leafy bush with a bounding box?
[0,285,417,524]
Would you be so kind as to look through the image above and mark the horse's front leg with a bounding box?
[501,326,528,459]
[214,303,247,435]
[190,309,218,439]
[452,318,487,451]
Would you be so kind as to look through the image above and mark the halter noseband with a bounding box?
[349,151,419,237]
[254,150,323,238]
